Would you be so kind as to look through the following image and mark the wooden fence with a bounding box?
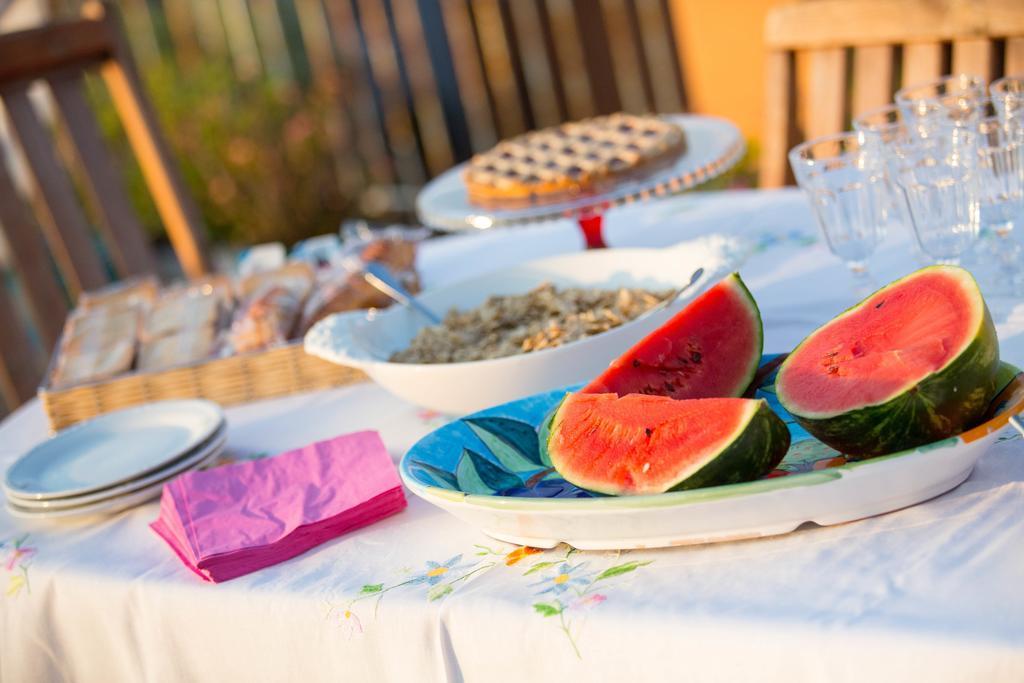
[69,0,691,216]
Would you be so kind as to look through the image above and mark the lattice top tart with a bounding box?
[463,113,686,208]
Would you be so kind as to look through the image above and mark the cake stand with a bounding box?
[415,114,745,248]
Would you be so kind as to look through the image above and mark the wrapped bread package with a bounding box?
[226,263,315,354]
[144,294,220,340]
[78,276,158,313]
[51,306,142,388]
[139,326,217,371]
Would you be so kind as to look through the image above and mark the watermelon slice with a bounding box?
[583,273,763,399]
[542,393,790,496]
[775,265,1000,456]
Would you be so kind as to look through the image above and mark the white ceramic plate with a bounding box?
[400,361,1024,550]
[5,426,226,510]
[3,400,224,501]
[4,441,225,520]
[305,236,739,415]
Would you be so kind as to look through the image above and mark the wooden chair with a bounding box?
[760,0,1024,187]
[0,0,209,411]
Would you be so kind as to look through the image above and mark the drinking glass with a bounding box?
[884,129,981,265]
[973,114,1024,293]
[990,75,1024,125]
[789,132,888,296]
[896,74,986,113]
[896,74,986,138]
[851,106,909,222]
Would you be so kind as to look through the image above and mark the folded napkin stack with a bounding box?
[151,430,406,582]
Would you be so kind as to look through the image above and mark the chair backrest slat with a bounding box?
[0,18,110,83]
[761,50,795,188]
[852,45,894,117]
[1007,37,1024,73]
[0,281,42,412]
[952,39,993,80]
[48,70,157,278]
[901,42,944,87]
[804,48,846,141]
[0,151,68,348]
[2,85,110,293]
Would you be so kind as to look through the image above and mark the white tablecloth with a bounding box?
[2,189,1023,682]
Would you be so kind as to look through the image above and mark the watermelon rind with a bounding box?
[775,265,1000,457]
[725,273,766,398]
[542,395,790,495]
[666,399,790,491]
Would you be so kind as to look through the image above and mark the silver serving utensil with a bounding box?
[362,261,443,325]
[633,266,705,322]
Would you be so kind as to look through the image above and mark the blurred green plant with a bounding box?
[89,59,358,246]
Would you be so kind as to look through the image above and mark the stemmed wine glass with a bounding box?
[789,132,888,297]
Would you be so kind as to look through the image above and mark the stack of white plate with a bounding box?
[3,400,226,520]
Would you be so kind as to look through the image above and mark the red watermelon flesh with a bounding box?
[544,392,789,496]
[583,273,763,399]
[778,268,982,417]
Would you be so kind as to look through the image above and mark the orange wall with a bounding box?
[670,0,783,143]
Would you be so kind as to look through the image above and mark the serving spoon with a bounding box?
[361,261,443,325]
[632,266,705,323]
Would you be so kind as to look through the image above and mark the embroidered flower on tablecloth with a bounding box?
[525,548,652,658]
[1,533,36,597]
[531,562,593,596]
[407,554,473,587]
[327,551,501,637]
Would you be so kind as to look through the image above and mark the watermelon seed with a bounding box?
[645,428,653,437]
[632,358,641,368]
[642,462,651,473]
[690,351,702,363]
[875,300,885,309]
[664,381,676,392]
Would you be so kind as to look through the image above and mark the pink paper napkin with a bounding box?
[151,430,406,582]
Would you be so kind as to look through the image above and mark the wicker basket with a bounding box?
[38,343,366,432]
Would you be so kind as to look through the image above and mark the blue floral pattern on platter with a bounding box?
[402,354,1023,498]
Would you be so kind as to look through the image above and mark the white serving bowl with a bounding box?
[304,236,738,415]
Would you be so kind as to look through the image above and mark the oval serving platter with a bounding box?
[400,355,1024,550]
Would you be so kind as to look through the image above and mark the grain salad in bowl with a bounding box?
[390,283,672,364]
[304,236,737,415]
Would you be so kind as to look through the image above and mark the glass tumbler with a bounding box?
[896,74,987,138]
[990,75,1024,125]
[884,129,981,265]
[789,132,888,296]
[973,115,1024,293]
